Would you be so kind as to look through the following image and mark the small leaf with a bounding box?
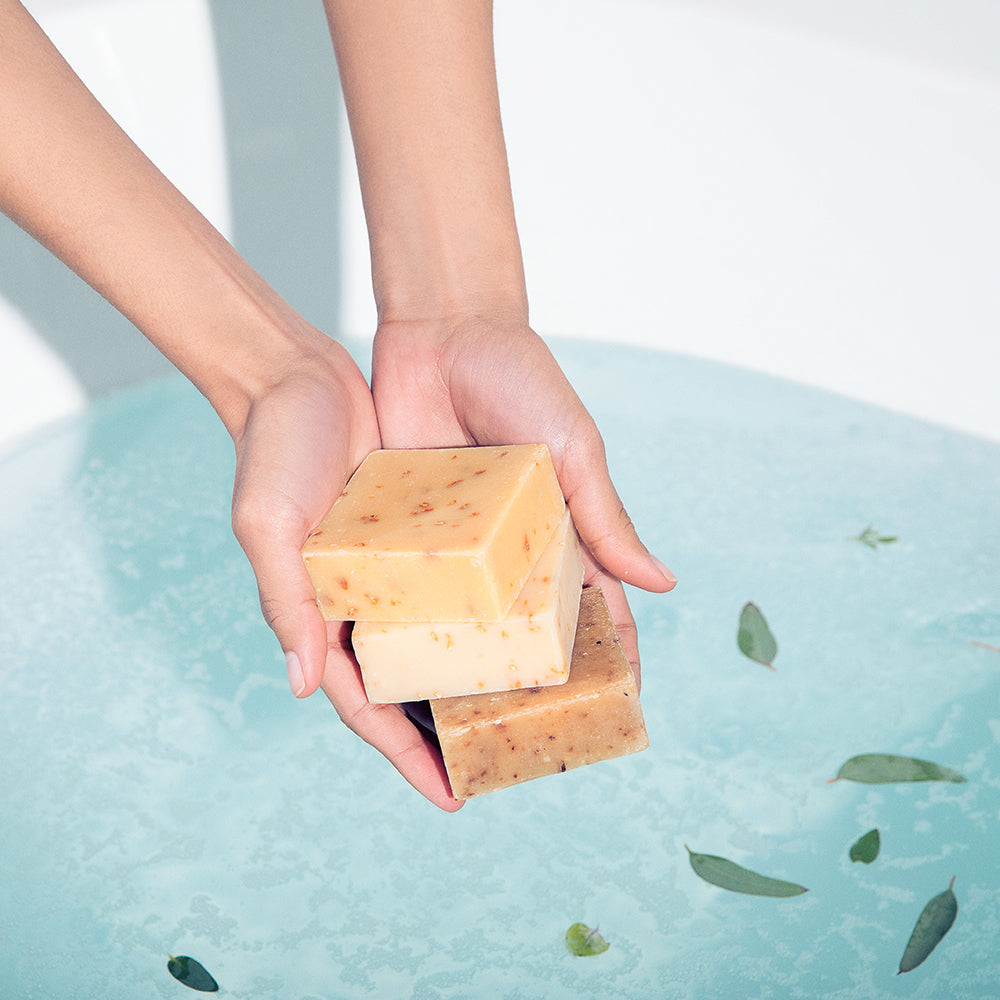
[857,527,878,549]
[852,525,897,549]
[167,955,219,992]
[737,602,778,670]
[898,876,958,974]
[685,846,807,897]
[849,828,881,864]
[830,754,967,785]
[565,922,610,957]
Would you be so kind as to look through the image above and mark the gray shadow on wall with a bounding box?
[208,0,344,340]
[0,0,344,402]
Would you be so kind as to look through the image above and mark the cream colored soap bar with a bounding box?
[352,510,584,703]
[302,444,564,622]
[430,586,649,799]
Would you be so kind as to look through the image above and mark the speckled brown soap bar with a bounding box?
[430,586,649,798]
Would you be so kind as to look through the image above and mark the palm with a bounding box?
[372,318,581,450]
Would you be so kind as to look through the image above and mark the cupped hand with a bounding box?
[228,336,462,812]
[371,314,677,687]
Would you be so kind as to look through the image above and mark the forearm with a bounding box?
[0,0,329,436]
[323,0,527,325]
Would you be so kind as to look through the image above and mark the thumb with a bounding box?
[232,497,331,698]
[225,369,376,699]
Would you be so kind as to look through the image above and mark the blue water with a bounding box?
[1,339,997,999]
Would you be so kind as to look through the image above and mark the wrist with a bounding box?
[374,279,529,332]
[75,193,342,440]
[363,150,529,327]
[328,0,528,327]
[365,174,528,326]
[167,275,342,441]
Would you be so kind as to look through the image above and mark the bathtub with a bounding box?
[2,0,999,454]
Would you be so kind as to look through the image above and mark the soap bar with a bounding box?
[430,586,649,799]
[352,509,584,703]
[302,444,564,622]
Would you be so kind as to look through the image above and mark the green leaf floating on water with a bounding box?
[853,525,898,549]
[898,877,958,974]
[849,828,881,864]
[830,754,968,785]
[565,923,610,957]
[167,955,219,992]
[685,846,808,897]
[738,602,778,670]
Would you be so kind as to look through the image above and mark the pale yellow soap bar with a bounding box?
[352,509,584,703]
[430,586,649,799]
[302,444,565,622]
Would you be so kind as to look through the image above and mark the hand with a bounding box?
[371,313,677,687]
[319,0,674,809]
[228,337,464,812]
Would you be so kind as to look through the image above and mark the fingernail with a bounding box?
[651,555,677,587]
[286,651,307,697]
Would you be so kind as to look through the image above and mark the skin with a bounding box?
[0,0,675,812]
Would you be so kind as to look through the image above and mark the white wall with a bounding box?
[4,0,999,451]
[341,0,1000,441]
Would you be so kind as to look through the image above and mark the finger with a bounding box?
[558,421,676,594]
[320,630,464,812]
[233,498,331,698]
[231,428,343,700]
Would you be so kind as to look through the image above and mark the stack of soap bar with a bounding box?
[429,586,649,799]
[352,509,584,702]
[302,444,565,622]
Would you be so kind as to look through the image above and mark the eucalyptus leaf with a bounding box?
[849,828,881,864]
[565,922,610,957]
[853,525,898,549]
[737,602,778,670]
[685,846,807,897]
[830,754,967,785]
[898,877,958,974]
[167,955,219,992]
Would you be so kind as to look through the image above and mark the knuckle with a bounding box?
[258,589,319,642]
[338,696,378,737]
[230,491,270,549]
[257,591,286,632]
[231,486,306,557]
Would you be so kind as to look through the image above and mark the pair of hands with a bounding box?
[230,316,675,812]
[0,1,674,810]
